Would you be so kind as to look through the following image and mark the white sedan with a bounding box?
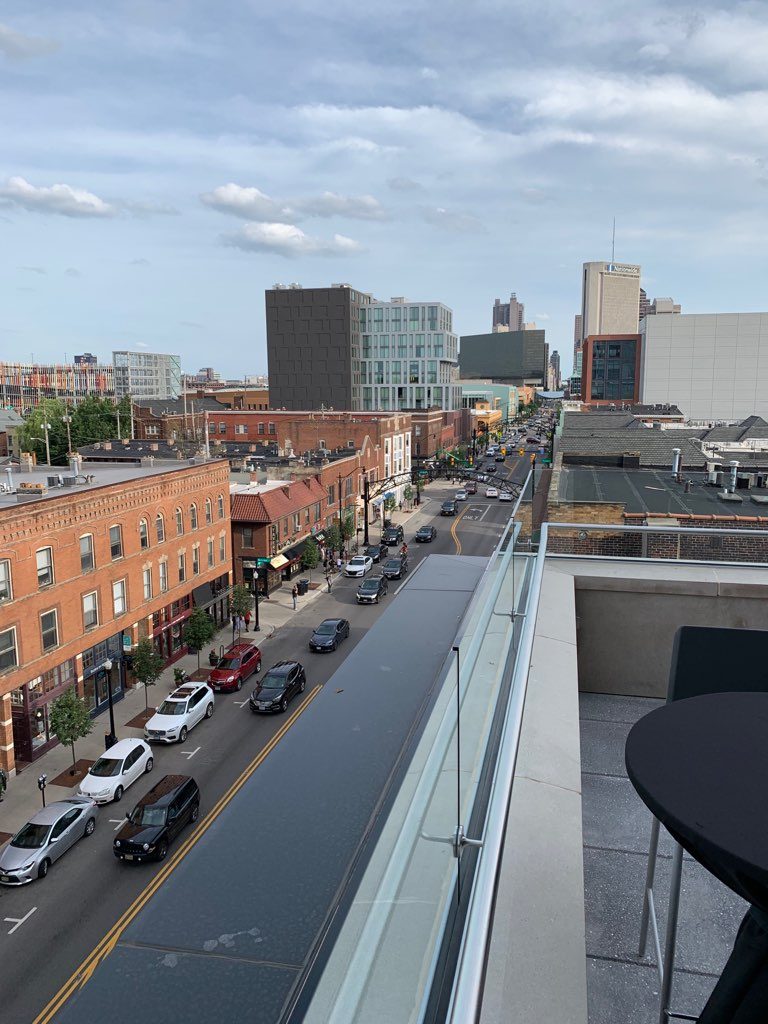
[499,491,513,502]
[455,489,468,501]
[345,555,373,578]
[78,738,153,804]
[485,487,499,498]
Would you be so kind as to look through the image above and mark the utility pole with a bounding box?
[363,476,370,547]
[338,473,344,555]
[471,429,477,467]
[204,411,211,459]
[42,418,51,466]
[61,414,72,457]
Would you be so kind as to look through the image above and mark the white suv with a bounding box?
[78,738,153,804]
[144,683,214,744]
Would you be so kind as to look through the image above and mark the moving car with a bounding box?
[382,555,408,579]
[144,683,214,744]
[495,454,506,462]
[345,554,373,578]
[79,738,153,804]
[485,466,497,474]
[465,481,477,494]
[207,641,261,692]
[0,798,98,885]
[455,489,468,501]
[485,487,499,498]
[499,490,513,502]
[309,617,350,652]
[381,525,404,547]
[415,525,437,542]
[440,499,458,515]
[114,775,200,864]
[250,661,307,714]
[364,544,384,563]
[357,576,388,604]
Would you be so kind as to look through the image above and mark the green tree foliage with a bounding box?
[18,396,132,465]
[182,608,216,668]
[383,496,397,514]
[131,638,165,710]
[324,523,341,554]
[301,537,320,581]
[49,687,93,773]
[403,483,414,507]
[230,583,253,619]
[340,511,356,541]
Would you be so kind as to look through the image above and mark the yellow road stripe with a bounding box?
[33,684,323,1024]
[450,506,468,555]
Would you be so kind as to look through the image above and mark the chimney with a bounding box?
[671,448,681,477]
[4,467,13,491]
[729,460,739,494]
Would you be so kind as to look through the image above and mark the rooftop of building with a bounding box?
[133,397,227,414]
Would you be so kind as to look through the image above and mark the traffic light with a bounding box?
[518,448,524,457]
[530,453,536,463]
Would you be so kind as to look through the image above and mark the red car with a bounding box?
[207,642,262,693]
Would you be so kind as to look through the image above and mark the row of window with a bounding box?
[0,536,228,673]
[361,335,448,358]
[0,495,226,603]
[229,422,277,435]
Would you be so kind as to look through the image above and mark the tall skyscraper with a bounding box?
[112,350,181,399]
[581,261,641,340]
[573,314,583,375]
[548,350,561,391]
[492,293,525,332]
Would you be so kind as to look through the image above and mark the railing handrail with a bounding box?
[545,521,768,537]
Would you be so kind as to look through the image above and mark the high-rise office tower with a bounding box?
[112,350,181,399]
[492,293,525,332]
[581,261,641,340]
[638,287,650,324]
[548,350,561,391]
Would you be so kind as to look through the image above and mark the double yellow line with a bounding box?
[34,685,323,1024]
[450,506,468,555]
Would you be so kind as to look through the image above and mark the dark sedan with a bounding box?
[356,576,388,604]
[415,525,437,543]
[382,555,408,579]
[309,618,350,652]
[250,661,307,714]
[364,544,384,563]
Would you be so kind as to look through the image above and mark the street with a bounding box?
[0,472,524,1024]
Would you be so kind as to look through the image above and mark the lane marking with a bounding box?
[234,699,250,709]
[450,506,469,556]
[178,746,200,760]
[108,820,126,832]
[33,684,323,1024]
[5,907,36,935]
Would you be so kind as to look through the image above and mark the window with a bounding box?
[409,362,420,384]
[139,519,149,550]
[0,559,12,602]
[80,534,95,572]
[189,504,198,530]
[112,579,127,616]
[219,422,226,433]
[192,545,200,575]
[159,560,168,594]
[0,627,17,672]
[40,610,59,651]
[207,538,214,568]
[217,494,225,519]
[155,513,165,543]
[258,422,265,435]
[268,422,276,434]
[143,567,153,600]
[242,526,254,547]
[37,547,54,588]
[327,484,335,505]
[83,591,98,629]
[219,535,226,562]
[109,525,123,560]
[347,439,355,448]
[175,508,184,535]
[235,424,248,435]
[205,498,212,524]
[178,552,186,583]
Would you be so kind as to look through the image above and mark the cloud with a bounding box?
[202,183,386,222]
[135,341,149,349]
[520,187,549,204]
[19,265,46,275]
[119,200,179,217]
[534,312,551,320]
[420,67,438,80]
[222,222,363,258]
[64,267,81,278]
[387,177,424,192]
[130,257,150,266]
[292,191,386,220]
[421,206,485,233]
[180,320,203,328]
[0,22,56,60]
[0,176,115,218]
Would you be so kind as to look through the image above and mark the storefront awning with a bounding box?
[270,554,289,569]
[283,539,310,563]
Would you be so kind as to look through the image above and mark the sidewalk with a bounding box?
[0,485,445,847]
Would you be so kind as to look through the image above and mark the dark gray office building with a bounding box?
[266,284,371,410]
[459,329,548,386]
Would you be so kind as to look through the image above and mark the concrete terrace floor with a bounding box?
[580,691,748,1024]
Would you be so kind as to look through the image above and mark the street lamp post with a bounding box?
[41,421,51,466]
[250,573,261,632]
[414,442,421,505]
[61,414,73,457]
[103,658,117,750]
[362,477,370,547]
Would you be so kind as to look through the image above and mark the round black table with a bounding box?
[626,692,768,1023]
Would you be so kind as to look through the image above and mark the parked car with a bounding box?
[381,525,405,547]
[144,683,214,744]
[113,775,200,864]
[207,641,261,693]
[0,798,98,885]
[440,499,458,515]
[357,576,388,604]
[309,617,350,652]
[415,525,437,542]
[250,661,307,714]
[79,739,153,804]
[345,554,373,578]
[455,489,468,501]
[465,481,477,494]
[364,543,385,563]
[485,487,499,498]
[382,555,408,579]
[499,490,514,502]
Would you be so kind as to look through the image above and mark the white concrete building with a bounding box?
[358,298,461,412]
[113,350,181,400]
[640,312,768,422]
[581,261,641,341]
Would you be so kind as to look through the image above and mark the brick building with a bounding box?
[184,386,269,410]
[0,458,232,772]
[133,397,227,442]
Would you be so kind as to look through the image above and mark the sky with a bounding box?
[2,1,768,378]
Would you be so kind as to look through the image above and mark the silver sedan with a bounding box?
[0,797,98,885]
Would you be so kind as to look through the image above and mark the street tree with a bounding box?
[131,638,165,710]
[324,523,341,556]
[340,511,356,543]
[301,537,321,581]
[403,483,414,508]
[182,608,216,668]
[383,496,397,516]
[49,687,93,775]
[230,583,252,620]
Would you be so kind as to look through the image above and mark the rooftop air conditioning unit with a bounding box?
[62,476,77,487]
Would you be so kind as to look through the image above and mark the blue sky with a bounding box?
[2,1,768,378]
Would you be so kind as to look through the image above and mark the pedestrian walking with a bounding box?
[292,584,298,610]
[244,610,251,631]
[336,556,342,574]
[232,613,238,641]
[0,766,7,801]
[326,573,332,593]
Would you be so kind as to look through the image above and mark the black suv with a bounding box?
[364,544,384,563]
[440,499,458,515]
[381,525,404,547]
[113,775,200,863]
[250,661,306,714]
[356,576,388,604]
[382,555,408,579]
[415,525,437,542]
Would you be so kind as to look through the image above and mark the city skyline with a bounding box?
[3,2,768,379]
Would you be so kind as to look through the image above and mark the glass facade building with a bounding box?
[583,334,641,404]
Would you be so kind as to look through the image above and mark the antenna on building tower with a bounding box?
[611,217,616,263]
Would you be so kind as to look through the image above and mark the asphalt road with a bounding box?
[0,476,518,1024]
